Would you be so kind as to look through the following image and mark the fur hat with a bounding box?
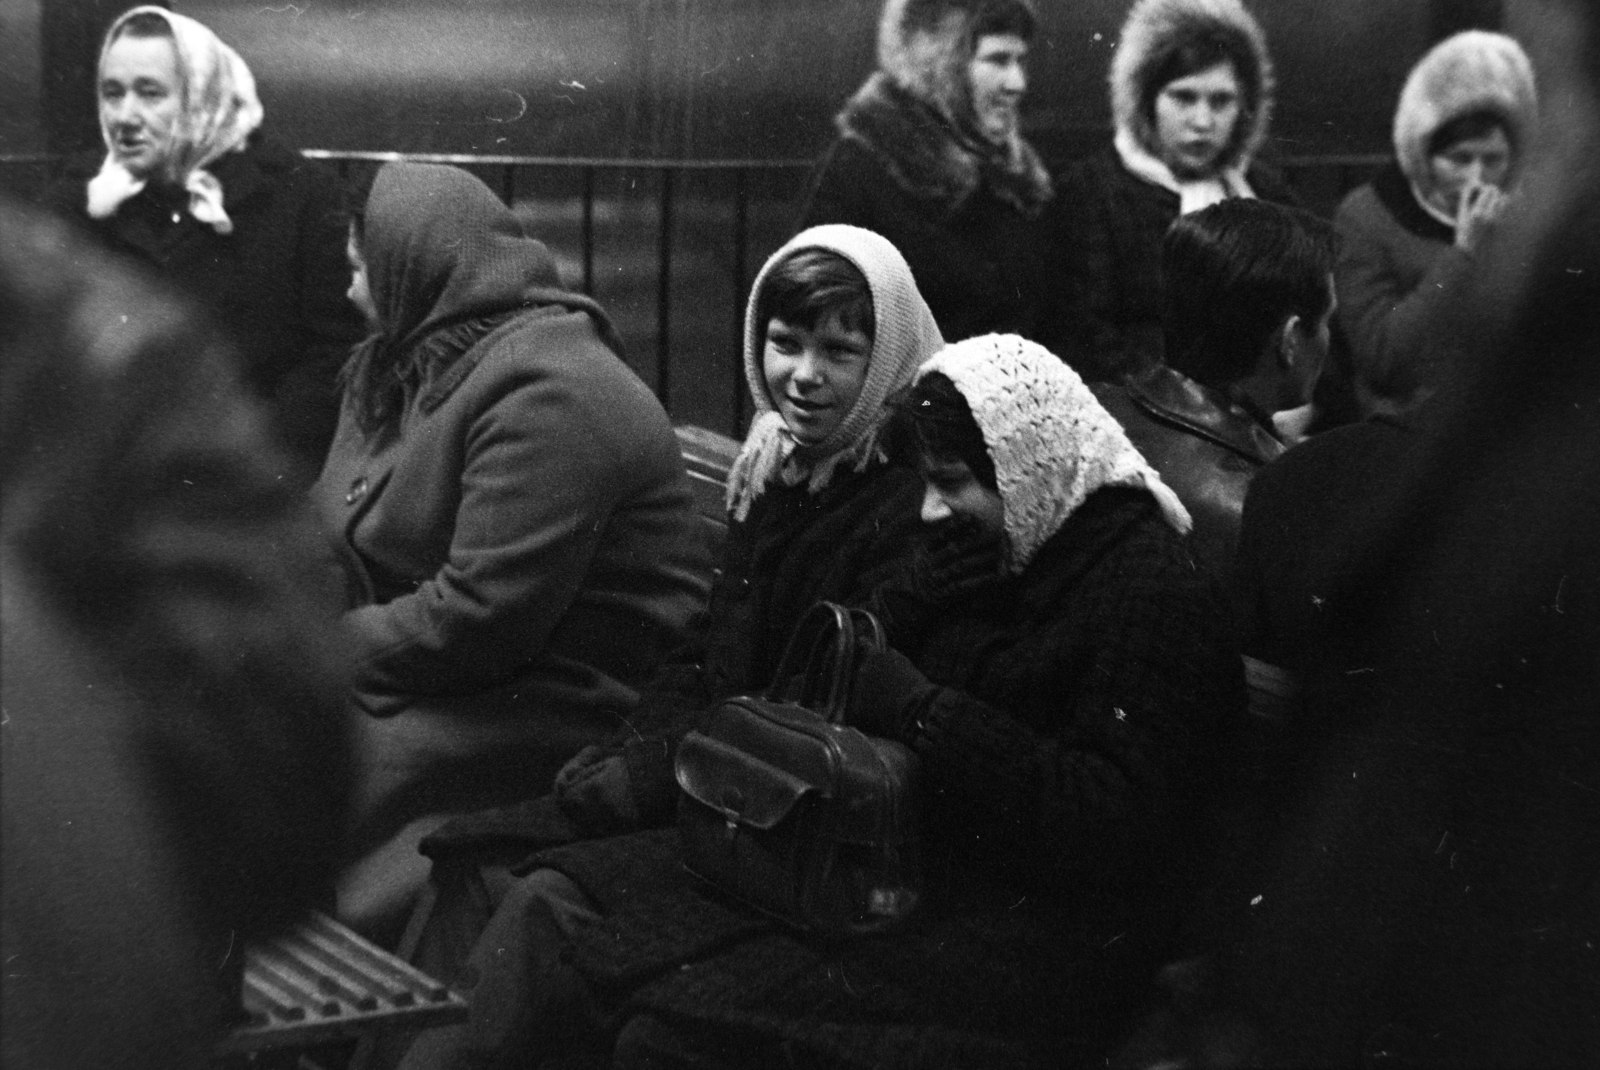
[1392,31,1537,190]
[877,0,1037,119]
[1110,0,1275,174]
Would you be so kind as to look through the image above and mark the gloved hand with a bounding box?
[552,744,640,833]
[846,646,939,742]
[868,518,1003,644]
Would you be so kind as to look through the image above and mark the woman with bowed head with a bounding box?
[397,334,1244,1070]
[43,6,363,483]
[316,162,710,937]
[1058,0,1294,381]
[1334,31,1537,416]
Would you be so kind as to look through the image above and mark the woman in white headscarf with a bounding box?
[395,334,1244,1070]
[45,5,363,483]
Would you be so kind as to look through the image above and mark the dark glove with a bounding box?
[868,518,1003,644]
[846,646,939,742]
[552,744,641,834]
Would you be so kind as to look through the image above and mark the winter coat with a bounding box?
[1057,149,1298,384]
[529,486,1239,1068]
[1337,33,1537,416]
[44,134,364,482]
[1094,363,1285,581]
[1057,0,1289,381]
[311,164,709,854]
[0,201,349,1070]
[797,0,1071,358]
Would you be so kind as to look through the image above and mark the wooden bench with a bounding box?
[216,910,467,1067]
[674,423,740,560]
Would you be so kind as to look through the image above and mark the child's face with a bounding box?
[762,311,872,446]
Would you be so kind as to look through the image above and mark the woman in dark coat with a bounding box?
[795,0,1072,357]
[314,162,710,933]
[1057,0,1294,381]
[402,335,1242,1070]
[44,6,362,482]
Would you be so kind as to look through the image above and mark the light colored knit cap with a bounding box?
[917,333,1192,572]
[1392,30,1537,191]
[727,224,944,520]
[89,6,264,233]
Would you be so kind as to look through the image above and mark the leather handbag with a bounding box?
[674,602,921,937]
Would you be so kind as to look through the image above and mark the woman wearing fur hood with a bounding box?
[796,0,1075,361]
[1058,0,1294,381]
[1334,31,1537,416]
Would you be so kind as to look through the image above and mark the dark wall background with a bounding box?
[7,1,1503,165]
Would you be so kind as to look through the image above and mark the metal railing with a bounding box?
[2,148,1387,432]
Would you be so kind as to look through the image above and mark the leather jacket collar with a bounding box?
[1124,364,1286,465]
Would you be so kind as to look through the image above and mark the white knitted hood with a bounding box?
[917,334,1191,572]
[1109,0,1275,176]
[1392,31,1537,193]
[726,225,945,521]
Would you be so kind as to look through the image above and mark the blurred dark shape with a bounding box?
[0,197,351,1070]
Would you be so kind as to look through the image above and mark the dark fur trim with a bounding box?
[837,73,1052,216]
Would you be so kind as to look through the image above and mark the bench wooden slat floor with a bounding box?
[217,911,467,1057]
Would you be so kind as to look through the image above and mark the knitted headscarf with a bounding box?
[87,6,264,235]
[1392,31,1538,224]
[916,333,1191,572]
[726,224,945,522]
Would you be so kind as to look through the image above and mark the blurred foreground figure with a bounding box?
[1122,3,1598,1064]
[43,4,363,482]
[0,199,350,1069]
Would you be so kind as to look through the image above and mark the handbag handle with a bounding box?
[766,601,885,724]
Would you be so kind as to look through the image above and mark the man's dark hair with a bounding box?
[1428,109,1510,157]
[753,248,874,344]
[887,371,997,491]
[1162,199,1337,391]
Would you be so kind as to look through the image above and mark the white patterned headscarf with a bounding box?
[87,6,264,235]
[726,224,944,522]
[917,333,1192,572]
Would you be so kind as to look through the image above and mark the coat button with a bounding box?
[345,477,368,505]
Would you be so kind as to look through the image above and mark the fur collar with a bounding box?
[836,73,1053,217]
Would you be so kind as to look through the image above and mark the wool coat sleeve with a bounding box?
[912,509,1239,881]
[1334,188,1472,408]
[344,359,637,703]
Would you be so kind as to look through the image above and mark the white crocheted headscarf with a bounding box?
[916,333,1191,572]
[88,6,264,235]
[726,224,945,521]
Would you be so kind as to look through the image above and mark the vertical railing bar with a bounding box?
[582,166,595,296]
[656,167,676,410]
[731,166,750,438]
[501,163,516,207]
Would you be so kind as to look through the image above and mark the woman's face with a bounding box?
[99,33,182,179]
[1427,126,1512,216]
[967,33,1029,144]
[919,457,1005,537]
[1153,60,1242,178]
[762,310,872,446]
[346,228,379,331]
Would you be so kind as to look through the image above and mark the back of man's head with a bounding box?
[1162,199,1337,391]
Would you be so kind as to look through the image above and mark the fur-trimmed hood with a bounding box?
[917,334,1191,573]
[1392,31,1537,192]
[1110,0,1275,175]
[855,0,1052,214]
